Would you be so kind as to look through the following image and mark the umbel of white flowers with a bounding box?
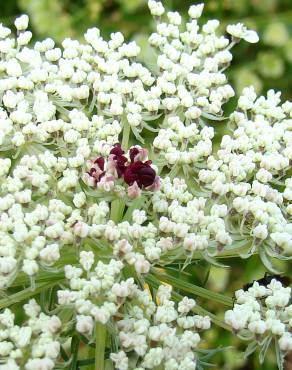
[0,1,291,369]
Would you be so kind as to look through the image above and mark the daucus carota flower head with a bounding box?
[0,4,290,370]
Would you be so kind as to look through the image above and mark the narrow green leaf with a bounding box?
[275,339,284,370]
[0,281,60,310]
[151,269,233,307]
[244,340,258,359]
[131,127,145,143]
[121,118,131,150]
[259,247,282,275]
[110,198,126,224]
[145,274,231,331]
[76,358,95,367]
[69,335,80,370]
[202,251,230,268]
[259,335,272,364]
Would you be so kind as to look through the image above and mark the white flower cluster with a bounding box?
[58,255,211,369]
[225,279,292,355]
[153,177,232,256]
[0,299,61,370]
[0,9,161,154]
[0,7,263,285]
[0,4,290,370]
[0,155,112,287]
[198,87,292,257]
[0,171,232,287]
[110,284,210,370]
[148,2,238,119]
[147,2,258,171]
[77,176,232,272]
[154,116,214,169]
[58,256,137,332]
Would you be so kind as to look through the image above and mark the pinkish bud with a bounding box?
[73,221,89,238]
[106,154,118,176]
[127,181,141,199]
[129,146,149,162]
[146,175,161,191]
[97,175,115,192]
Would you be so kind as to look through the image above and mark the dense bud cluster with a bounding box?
[225,278,292,362]
[110,285,210,370]
[198,87,292,262]
[0,300,61,370]
[0,2,290,369]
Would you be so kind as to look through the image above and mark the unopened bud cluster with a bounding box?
[225,279,292,355]
[0,299,61,370]
[0,2,290,369]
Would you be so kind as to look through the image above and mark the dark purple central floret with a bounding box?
[123,160,156,188]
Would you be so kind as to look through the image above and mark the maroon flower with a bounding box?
[129,147,140,162]
[110,143,124,157]
[109,144,128,177]
[94,157,105,171]
[129,146,148,162]
[86,157,105,184]
[123,161,156,188]
[115,155,128,177]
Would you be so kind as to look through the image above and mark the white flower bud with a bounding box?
[148,1,165,17]
[79,251,94,271]
[22,259,39,276]
[15,15,29,31]
[279,333,292,351]
[248,320,267,334]
[39,244,60,264]
[73,192,86,208]
[188,4,204,19]
[134,255,150,274]
[253,224,268,240]
[74,222,89,238]
[76,315,94,335]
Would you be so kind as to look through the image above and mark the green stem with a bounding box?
[145,274,231,331]
[11,271,65,287]
[110,198,125,223]
[0,280,60,309]
[172,291,231,331]
[121,118,130,150]
[69,335,80,370]
[151,269,233,307]
[161,243,251,264]
[95,322,107,370]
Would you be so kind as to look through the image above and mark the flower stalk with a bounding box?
[95,322,107,370]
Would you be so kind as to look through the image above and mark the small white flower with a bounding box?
[76,315,94,335]
[148,1,165,17]
[227,23,259,43]
[14,15,29,31]
[188,4,204,19]
[79,251,95,271]
[110,351,129,370]
[253,224,268,240]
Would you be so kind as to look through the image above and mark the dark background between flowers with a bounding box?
[1,0,292,369]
